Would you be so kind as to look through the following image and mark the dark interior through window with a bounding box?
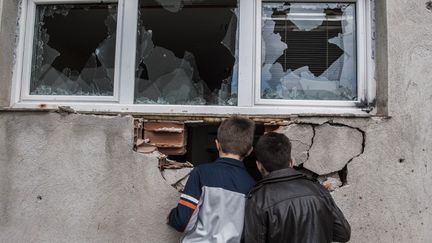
[135,0,239,105]
[30,4,117,96]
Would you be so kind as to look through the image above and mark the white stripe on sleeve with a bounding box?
[180,194,199,204]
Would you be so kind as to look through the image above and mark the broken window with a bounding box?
[30,3,118,96]
[134,0,239,105]
[17,0,375,114]
[261,2,357,100]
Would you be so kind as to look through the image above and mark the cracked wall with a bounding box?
[1,0,432,242]
[272,121,365,191]
[2,108,432,243]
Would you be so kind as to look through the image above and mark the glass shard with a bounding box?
[261,2,357,101]
[30,3,118,96]
[135,0,239,106]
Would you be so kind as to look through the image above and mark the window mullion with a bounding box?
[237,0,256,107]
[366,0,376,103]
[356,0,368,103]
[118,0,138,105]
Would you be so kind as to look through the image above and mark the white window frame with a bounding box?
[254,0,375,109]
[11,0,376,116]
[16,0,125,103]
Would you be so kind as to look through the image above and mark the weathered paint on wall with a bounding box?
[1,0,432,242]
[0,113,182,242]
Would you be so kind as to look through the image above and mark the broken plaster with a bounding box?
[142,119,366,192]
[304,123,364,175]
[277,121,366,189]
[161,166,193,191]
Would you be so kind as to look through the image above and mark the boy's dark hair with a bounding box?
[217,116,255,158]
[255,132,292,172]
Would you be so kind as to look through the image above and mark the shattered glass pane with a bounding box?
[135,0,239,105]
[30,4,118,96]
[261,2,357,100]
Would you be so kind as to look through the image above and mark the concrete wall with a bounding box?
[0,0,18,107]
[0,113,182,242]
[1,0,432,242]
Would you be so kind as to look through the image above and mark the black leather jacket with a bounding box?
[243,168,351,243]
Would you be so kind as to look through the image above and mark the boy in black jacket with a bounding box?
[244,132,351,243]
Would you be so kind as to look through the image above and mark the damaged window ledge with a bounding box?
[7,102,386,118]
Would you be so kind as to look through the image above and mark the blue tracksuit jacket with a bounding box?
[168,157,256,243]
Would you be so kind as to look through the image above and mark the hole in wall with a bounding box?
[134,119,351,191]
[168,123,264,181]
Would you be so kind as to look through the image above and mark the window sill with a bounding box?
[4,101,382,119]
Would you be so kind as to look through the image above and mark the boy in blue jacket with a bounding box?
[168,116,256,243]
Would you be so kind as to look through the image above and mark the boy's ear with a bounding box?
[255,160,261,171]
[215,139,221,152]
[288,159,294,168]
[256,160,268,177]
[245,147,253,158]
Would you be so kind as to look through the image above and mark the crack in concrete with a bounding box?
[289,139,312,148]
[307,125,317,161]
[286,121,366,185]
[324,121,367,164]
[283,121,318,163]
[292,121,366,166]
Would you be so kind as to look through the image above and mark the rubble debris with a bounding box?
[304,123,363,175]
[261,2,357,100]
[30,4,117,96]
[319,173,343,191]
[158,154,193,171]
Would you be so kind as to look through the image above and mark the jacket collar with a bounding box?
[261,168,304,183]
[216,157,245,169]
[248,168,306,197]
